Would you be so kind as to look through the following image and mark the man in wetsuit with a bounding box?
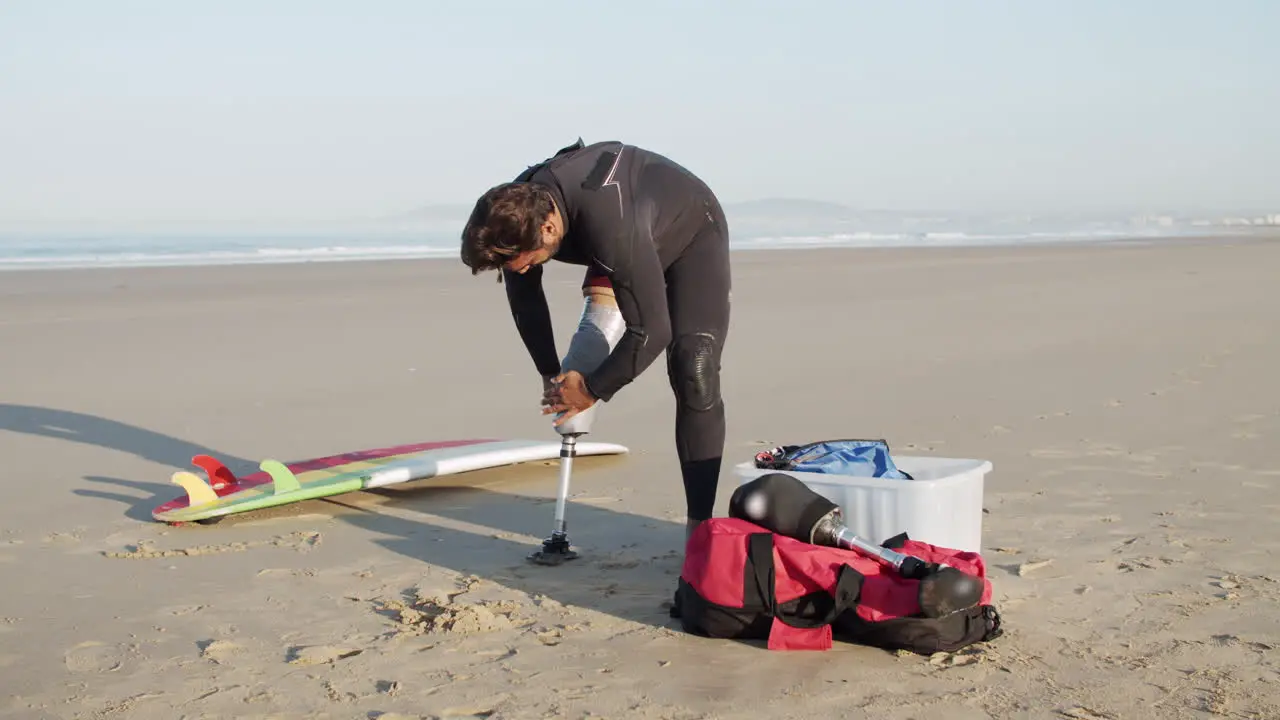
[459,139,731,541]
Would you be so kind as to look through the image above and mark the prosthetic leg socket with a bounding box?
[552,296,627,436]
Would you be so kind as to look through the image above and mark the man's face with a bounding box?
[503,214,561,274]
[504,246,554,274]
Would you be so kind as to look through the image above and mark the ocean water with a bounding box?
[0,224,1220,272]
[0,230,458,271]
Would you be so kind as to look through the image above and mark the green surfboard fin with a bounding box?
[260,459,302,495]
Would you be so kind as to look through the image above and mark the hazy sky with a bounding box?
[2,0,1277,228]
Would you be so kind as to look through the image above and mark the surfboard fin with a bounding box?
[260,459,301,495]
[191,454,238,491]
[171,470,219,507]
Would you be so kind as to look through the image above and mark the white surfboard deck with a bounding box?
[152,437,630,523]
[362,438,629,488]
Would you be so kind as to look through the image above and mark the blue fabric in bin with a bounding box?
[755,439,913,480]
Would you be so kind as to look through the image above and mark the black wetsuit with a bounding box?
[501,139,731,523]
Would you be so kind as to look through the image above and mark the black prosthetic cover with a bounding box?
[729,472,841,542]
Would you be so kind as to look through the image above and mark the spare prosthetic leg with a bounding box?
[528,289,626,566]
[729,472,985,618]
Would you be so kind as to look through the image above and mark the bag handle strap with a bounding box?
[744,533,865,650]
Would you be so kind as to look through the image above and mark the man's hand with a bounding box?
[541,370,597,426]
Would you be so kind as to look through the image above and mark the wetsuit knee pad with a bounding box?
[669,332,721,412]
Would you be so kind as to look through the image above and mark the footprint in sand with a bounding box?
[286,644,364,666]
[375,680,401,696]
[1115,556,1181,573]
[166,604,206,616]
[64,641,135,674]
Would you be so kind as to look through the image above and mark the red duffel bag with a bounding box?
[672,517,1003,654]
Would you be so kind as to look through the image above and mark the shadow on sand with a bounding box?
[331,466,689,631]
[1,403,689,632]
[0,403,261,522]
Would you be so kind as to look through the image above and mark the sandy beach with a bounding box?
[1,236,1278,719]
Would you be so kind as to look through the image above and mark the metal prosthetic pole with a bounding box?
[814,513,927,577]
[528,288,626,566]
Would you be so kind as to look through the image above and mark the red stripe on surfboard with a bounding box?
[153,438,496,515]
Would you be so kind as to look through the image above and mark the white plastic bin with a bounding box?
[733,455,991,554]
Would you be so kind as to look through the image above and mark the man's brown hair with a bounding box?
[459,182,557,275]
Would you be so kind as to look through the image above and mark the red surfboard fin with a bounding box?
[191,454,238,491]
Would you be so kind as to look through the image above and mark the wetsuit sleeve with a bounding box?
[578,200,672,403]
[501,264,561,378]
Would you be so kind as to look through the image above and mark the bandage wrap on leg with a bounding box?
[554,296,626,436]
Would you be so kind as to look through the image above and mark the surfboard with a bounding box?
[151,438,629,524]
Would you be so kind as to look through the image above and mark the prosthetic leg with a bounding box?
[729,472,985,618]
[528,288,626,566]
